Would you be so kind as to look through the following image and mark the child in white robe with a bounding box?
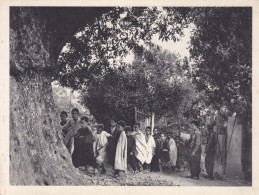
[93,124,112,174]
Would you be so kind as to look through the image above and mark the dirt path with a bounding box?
[78,165,250,186]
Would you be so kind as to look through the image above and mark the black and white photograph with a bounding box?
[0,2,257,191]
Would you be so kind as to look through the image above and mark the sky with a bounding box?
[152,27,192,58]
[123,27,192,63]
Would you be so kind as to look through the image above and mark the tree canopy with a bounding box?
[81,46,199,128]
[56,7,251,128]
[56,7,190,89]
[188,7,252,126]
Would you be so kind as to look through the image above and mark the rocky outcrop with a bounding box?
[10,76,87,185]
[9,7,109,185]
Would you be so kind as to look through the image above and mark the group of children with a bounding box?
[59,108,189,177]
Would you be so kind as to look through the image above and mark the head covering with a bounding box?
[191,121,199,127]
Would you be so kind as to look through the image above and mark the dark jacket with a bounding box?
[206,131,216,153]
[127,135,136,155]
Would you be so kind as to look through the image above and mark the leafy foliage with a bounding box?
[188,8,252,123]
[56,7,190,89]
[56,7,251,129]
[81,46,199,128]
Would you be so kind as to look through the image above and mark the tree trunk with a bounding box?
[9,8,92,185]
[10,75,90,185]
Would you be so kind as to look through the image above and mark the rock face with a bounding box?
[10,76,86,185]
[9,7,102,185]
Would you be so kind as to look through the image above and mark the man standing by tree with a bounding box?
[204,122,216,179]
[186,121,202,180]
[62,108,82,154]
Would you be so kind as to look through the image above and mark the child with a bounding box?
[72,116,97,173]
[144,126,156,171]
[168,132,177,172]
[60,111,68,138]
[159,132,170,172]
[174,136,185,171]
[150,128,161,172]
[114,120,127,177]
[93,124,112,174]
[134,123,147,172]
[125,126,136,174]
[60,111,68,125]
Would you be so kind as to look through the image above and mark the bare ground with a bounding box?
[77,165,250,186]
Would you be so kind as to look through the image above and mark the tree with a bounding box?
[187,7,252,181]
[10,7,252,184]
[56,7,191,89]
[10,7,191,185]
[81,46,199,129]
[55,7,251,127]
[9,7,114,185]
[188,7,251,121]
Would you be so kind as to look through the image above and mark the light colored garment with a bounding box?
[93,131,111,164]
[168,138,177,166]
[135,131,148,164]
[180,132,191,141]
[114,131,127,171]
[62,118,82,154]
[145,135,156,164]
[66,136,74,154]
[190,130,201,154]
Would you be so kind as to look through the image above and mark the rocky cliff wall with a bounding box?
[10,8,90,185]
